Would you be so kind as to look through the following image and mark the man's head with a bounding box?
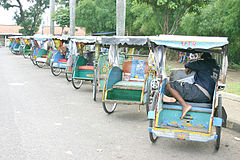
[201,52,212,60]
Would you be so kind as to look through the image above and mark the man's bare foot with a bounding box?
[163,95,176,103]
[181,105,192,120]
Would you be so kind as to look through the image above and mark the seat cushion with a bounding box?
[58,59,67,62]
[113,81,144,90]
[79,65,94,70]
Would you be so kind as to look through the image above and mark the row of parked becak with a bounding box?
[9,34,229,151]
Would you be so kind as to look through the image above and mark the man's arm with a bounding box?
[184,60,203,72]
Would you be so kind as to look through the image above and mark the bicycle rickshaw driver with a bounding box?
[163,52,220,120]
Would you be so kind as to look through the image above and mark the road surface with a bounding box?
[0,48,239,160]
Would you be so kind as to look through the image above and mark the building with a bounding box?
[0,25,22,47]
[0,25,86,46]
[37,26,86,36]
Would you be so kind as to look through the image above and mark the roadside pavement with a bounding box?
[220,91,240,132]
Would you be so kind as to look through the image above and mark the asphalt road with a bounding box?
[0,48,239,160]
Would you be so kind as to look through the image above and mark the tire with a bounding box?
[65,72,72,82]
[19,47,24,55]
[51,66,62,76]
[102,102,117,114]
[23,52,29,59]
[215,94,222,151]
[72,78,83,89]
[32,59,37,65]
[11,50,18,55]
[30,54,37,65]
[146,80,151,114]
[92,69,97,101]
[149,92,158,143]
[36,61,46,68]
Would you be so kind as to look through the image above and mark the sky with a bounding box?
[0,0,50,26]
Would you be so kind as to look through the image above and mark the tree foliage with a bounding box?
[0,0,49,35]
[51,6,70,35]
[180,0,240,64]
[135,0,210,34]
[76,0,116,34]
[130,1,160,35]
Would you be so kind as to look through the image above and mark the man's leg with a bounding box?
[164,83,192,120]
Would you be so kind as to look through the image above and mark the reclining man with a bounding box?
[163,52,220,120]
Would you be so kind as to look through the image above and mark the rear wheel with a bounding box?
[149,92,158,143]
[51,66,62,76]
[36,61,46,68]
[65,72,72,82]
[11,50,19,55]
[215,94,222,151]
[72,78,83,89]
[23,52,29,59]
[102,102,117,114]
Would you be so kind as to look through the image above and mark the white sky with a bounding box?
[0,0,51,26]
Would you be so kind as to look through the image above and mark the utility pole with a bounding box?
[70,0,76,36]
[50,0,55,35]
[116,0,126,36]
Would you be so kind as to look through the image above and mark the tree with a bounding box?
[75,0,116,34]
[180,0,240,65]
[0,0,50,35]
[51,6,70,35]
[130,1,161,35]
[136,0,210,35]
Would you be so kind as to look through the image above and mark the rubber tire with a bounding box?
[65,72,72,82]
[92,69,97,101]
[215,95,222,151]
[102,102,117,114]
[11,50,20,55]
[149,92,158,143]
[51,66,62,76]
[36,61,46,68]
[19,47,24,55]
[23,52,29,59]
[72,78,83,89]
[30,54,37,65]
[146,81,151,114]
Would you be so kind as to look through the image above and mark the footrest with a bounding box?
[162,104,212,113]
[79,65,94,70]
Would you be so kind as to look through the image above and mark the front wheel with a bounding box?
[72,78,83,89]
[92,69,97,101]
[102,102,117,114]
[51,66,62,76]
[149,119,158,143]
[149,92,158,143]
[146,80,151,114]
[30,55,37,65]
[215,95,222,151]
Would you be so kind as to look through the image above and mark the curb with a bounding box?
[226,120,240,133]
[220,91,240,102]
[219,92,240,132]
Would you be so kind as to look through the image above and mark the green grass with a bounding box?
[225,81,240,95]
